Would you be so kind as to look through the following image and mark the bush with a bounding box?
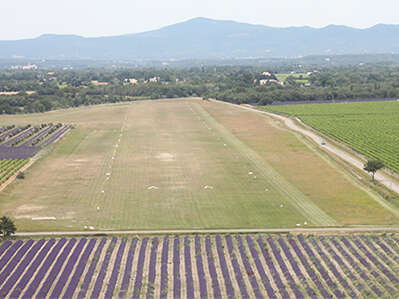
[0,216,16,239]
[16,172,25,179]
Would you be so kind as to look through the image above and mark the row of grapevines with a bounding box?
[263,101,399,173]
[0,159,29,185]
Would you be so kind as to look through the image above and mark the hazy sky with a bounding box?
[2,0,398,40]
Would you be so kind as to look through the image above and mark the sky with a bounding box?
[2,0,398,40]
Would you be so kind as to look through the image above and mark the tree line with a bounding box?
[1,65,399,114]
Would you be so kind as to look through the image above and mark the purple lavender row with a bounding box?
[215,235,235,298]
[132,237,149,299]
[0,239,45,297]
[63,238,96,299]
[2,127,35,146]
[10,239,55,299]
[370,236,399,264]
[159,236,169,299]
[319,237,368,296]
[205,236,222,299]
[41,126,71,147]
[51,238,88,298]
[195,236,208,299]
[77,238,107,299]
[0,240,12,259]
[329,237,383,296]
[21,125,54,146]
[184,237,195,299]
[0,127,19,140]
[173,237,181,299]
[225,235,249,299]
[91,237,118,298]
[278,238,315,298]
[236,236,263,298]
[245,237,276,299]
[340,236,395,294]
[381,235,399,257]
[36,238,77,298]
[269,97,397,106]
[266,237,302,299]
[360,236,398,272]
[0,239,34,285]
[0,240,23,270]
[146,237,159,299]
[0,145,39,159]
[309,237,356,298]
[118,238,138,298]
[105,239,127,299]
[297,235,343,298]
[0,127,10,137]
[257,237,289,299]
[351,237,399,284]
[287,238,331,298]
[22,238,67,299]
[8,240,55,299]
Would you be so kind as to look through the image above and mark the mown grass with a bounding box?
[0,99,398,231]
[203,101,399,226]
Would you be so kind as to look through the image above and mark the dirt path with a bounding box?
[14,227,399,237]
[0,158,37,192]
[0,125,72,192]
[212,100,399,195]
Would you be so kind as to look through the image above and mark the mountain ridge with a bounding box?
[1,18,399,60]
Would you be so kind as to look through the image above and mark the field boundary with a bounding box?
[194,102,338,226]
[0,158,36,192]
[211,100,399,196]
[0,126,72,192]
[14,227,399,237]
[292,116,399,181]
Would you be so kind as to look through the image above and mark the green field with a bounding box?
[0,159,28,185]
[1,99,398,231]
[263,101,399,173]
[275,73,309,83]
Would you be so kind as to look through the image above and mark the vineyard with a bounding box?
[0,233,398,298]
[263,101,399,173]
[0,123,71,187]
[0,159,28,185]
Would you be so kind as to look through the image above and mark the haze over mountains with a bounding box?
[1,18,399,60]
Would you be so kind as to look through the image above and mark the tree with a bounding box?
[0,216,16,239]
[363,160,384,181]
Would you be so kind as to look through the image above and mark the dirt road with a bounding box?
[213,100,399,195]
[14,226,399,236]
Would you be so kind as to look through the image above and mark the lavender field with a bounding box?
[0,124,71,187]
[0,124,71,160]
[0,234,398,298]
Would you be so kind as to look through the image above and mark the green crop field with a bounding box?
[1,99,399,232]
[0,159,28,185]
[263,101,399,173]
[275,73,309,83]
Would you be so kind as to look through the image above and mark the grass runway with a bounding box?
[0,99,398,231]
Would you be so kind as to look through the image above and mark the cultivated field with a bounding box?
[0,99,398,231]
[0,234,399,298]
[263,101,399,173]
[275,73,309,83]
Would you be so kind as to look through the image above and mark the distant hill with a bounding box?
[1,18,399,60]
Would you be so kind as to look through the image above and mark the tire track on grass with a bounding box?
[192,102,337,226]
